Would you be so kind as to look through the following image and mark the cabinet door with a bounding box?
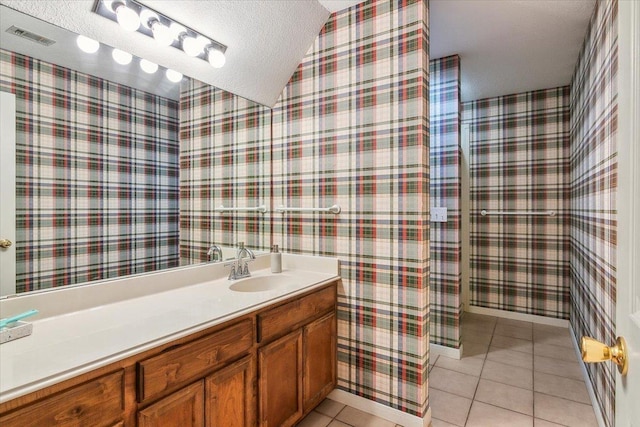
[258,330,303,427]
[206,355,256,427]
[138,381,204,427]
[303,312,336,411]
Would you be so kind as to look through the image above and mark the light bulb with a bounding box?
[170,23,186,40]
[139,9,157,29]
[112,48,133,65]
[76,35,100,53]
[166,69,183,83]
[181,35,202,57]
[151,21,174,46]
[196,36,210,50]
[207,46,226,68]
[114,2,140,32]
[140,59,158,73]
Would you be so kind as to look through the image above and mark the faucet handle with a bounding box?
[225,262,237,280]
[241,261,253,276]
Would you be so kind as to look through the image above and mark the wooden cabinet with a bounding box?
[257,285,335,343]
[138,355,257,427]
[258,330,303,427]
[0,370,124,427]
[138,381,204,427]
[206,355,256,427]
[137,319,253,402]
[0,281,337,427]
[257,285,337,427]
[303,312,336,411]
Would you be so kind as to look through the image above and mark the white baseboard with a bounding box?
[430,342,462,360]
[328,389,431,427]
[568,325,607,427]
[467,305,569,327]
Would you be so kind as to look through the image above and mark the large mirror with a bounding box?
[0,5,272,296]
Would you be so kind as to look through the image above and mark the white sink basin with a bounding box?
[229,274,297,292]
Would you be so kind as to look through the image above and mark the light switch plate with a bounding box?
[431,207,448,223]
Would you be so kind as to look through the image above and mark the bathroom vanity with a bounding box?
[0,254,339,427]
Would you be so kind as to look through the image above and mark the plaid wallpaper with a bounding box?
[270,0,430,416]
[0,49,180,293]
[429,56,461,349]
[179,79,272,264]
[569,0,618,425]
[461,87,571,319]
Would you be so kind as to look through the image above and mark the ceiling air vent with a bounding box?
[5,26,55,46]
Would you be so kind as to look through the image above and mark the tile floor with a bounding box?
[296,398,403,427]
[429,313,598,427]
[297,313,599,427]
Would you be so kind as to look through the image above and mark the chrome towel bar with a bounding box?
[480,209,556,217]
[215,205,267,213]
[275,204,341,214]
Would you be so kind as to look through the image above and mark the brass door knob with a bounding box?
[0,239,12,248]
[581,336,628,375]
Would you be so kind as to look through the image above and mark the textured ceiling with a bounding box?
[430,0,596,102]
[0,0,597,105]
[0,0,330,106]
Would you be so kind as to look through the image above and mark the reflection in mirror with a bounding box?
[179,79,272,267]
[0,5,271,296]
[0,45,181,294]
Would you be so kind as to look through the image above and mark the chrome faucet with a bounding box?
[207,244,223,262]
[226,242,255,280]
[236,242,255,261]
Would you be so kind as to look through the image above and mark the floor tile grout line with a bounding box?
[487,344,534,355]
[469,399,535,419]
[430,363,483,378]
[465,346,487,426]
[533,389,594,405]
[533,368,589,384]
[534,413,571,427]
[462,322,495,426]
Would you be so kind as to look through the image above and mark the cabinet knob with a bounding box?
[0,239,12,248]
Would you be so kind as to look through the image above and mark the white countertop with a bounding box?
[0,254,340,403]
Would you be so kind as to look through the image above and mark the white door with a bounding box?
[615,0,640,424]
[0,91,16,296]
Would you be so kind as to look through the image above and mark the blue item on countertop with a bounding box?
[0,309,39,329]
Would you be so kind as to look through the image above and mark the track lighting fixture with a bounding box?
[74,31,180,82]
[93,0,228,69]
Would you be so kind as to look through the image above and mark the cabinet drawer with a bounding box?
[0,370,124,427]
[138,319,253,402]
[258,284,335,343]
